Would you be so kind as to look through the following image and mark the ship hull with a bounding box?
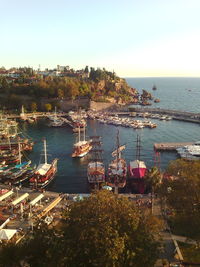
[107,158,127,188]
[87,162,105,184]
[129,160,147,194]
[72,143,92,158]
[30,159,58,189]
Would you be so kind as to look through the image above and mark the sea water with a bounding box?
[22,78,200,193]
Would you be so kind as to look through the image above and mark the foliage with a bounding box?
[30,102,37,112]
[0,191,160,267]
[0,66,135,110]
[179,243,200,262]
[158,159,200,241]
[44,103,52,112]
[61,190,159,267]
[146,167,162,192]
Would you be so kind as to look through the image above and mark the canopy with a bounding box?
[30,194,44,206]
[0,218,10,230]
[0,190,13,201]
[14,161,30,169]
[36,163,51,175]
[37,196,62,219]
[0,229,17,240]
[11,193,29,206]
[129,160,146,169]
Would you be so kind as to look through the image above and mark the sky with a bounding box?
[1,0,200,77]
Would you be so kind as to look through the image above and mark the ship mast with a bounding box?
[115,130,120,194]
[44,139,47,164]
[78,126,81,142]
[116,130,120,167]
[135,134,142,170]
[135,134,141,161]
[18,141,22,164]
[83,125,86,142]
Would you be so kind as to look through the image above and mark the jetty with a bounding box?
[154,142,194,151]
[129,107,200,124]
[1,112,67,120]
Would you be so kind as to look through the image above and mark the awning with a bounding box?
[37,196,62,219]
[0,229,17,240]
[30,194,44,206]
[0,190,13,201]
[0,218,10,230]
[11,193,29,206]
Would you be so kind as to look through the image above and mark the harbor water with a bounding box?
[22,77,200,193]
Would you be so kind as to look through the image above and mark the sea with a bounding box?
[21,77,200,193]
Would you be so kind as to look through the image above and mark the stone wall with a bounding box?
[89,101,128,112]
[41,98,90,111]
[42,98,128,112]
[60,98,90,111]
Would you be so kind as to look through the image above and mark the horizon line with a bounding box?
[123,76,200,78]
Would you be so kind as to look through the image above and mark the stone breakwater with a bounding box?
[129,107,200,124]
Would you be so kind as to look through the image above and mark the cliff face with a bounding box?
[90,78,133,104]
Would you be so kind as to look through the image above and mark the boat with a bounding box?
[152,85,157,90]
[0,142,32,185]
[87,136,105,188]
[29,139,58,189]
[72,127,92,158]
[107,131,127,193]
[20,105,28,121]
[129,135,147,194]
[0,117,34,151]
[48,107,65,127]
[176,144,200,160]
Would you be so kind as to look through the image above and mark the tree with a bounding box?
[0,191,160,267]
[84,65,89,73]
[30,102,37,112]
[57,88,64,98]
[44,103,52,112]
[62,190,160,266]
[158,159,200,242]
[146,167,162,214]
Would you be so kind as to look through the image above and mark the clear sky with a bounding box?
[1,0,200,77]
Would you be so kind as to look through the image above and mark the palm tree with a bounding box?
[146,167,162,214]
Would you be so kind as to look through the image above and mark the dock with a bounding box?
[154,142,194,151]
[129,107,200,124]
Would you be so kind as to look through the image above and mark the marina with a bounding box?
[1,107,200,194]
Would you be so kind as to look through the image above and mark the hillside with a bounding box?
[0,66,138,111]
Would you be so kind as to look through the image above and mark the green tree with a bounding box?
[44,103,52,112]
[158,159,200,242]
[30,102,37,112]
[0,191,160,267]
[84,65,89,73]
[62,190,159,266]
[57,88,64,98]
[146,167,162,214]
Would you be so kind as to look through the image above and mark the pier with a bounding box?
[2,112,67,119]
[154,142,194,151]
[129,107,200,124]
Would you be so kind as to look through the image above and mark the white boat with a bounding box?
[72,127,92,158]
[29,139,58,188]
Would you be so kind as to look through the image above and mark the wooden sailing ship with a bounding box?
[87,136,105,188]
[107,131,127,193]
